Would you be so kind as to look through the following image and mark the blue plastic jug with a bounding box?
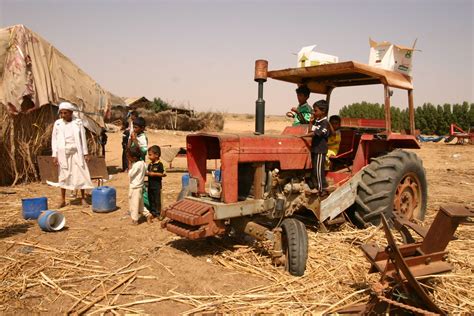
[181,173,190,187]
[38,210,66,232]
[178,173,190,201]
[92,186,117,213]
[22,197,48,220]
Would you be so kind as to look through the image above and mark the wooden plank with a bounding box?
[253,163,264,199]
[408,89,415,135]
[37,156,108,183]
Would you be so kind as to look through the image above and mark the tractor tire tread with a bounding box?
[363,190,390,203]
[353,150,427,227]
[282,218,308,277]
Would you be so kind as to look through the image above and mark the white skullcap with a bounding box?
[58,102,78,112]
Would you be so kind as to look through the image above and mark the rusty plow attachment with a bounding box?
[336,203,473,315]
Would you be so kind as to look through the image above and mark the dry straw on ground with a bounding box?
[1,205,472,314]
[209,218,474,314]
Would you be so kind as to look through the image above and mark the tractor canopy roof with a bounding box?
[267,61,413,94]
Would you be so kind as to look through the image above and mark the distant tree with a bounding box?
[436,105,448,135]
[339,101,472,135]
[400,108,410,131]
[469,103,474,128]
[339,102,409,132]
[455,102,470,130]
[460,102,470,128]
[149,97,171,112]
[339,102,384,119]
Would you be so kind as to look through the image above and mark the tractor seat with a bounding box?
[329,129,358,161]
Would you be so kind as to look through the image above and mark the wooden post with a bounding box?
[408,89,415,135]
[384,85,392,134]
[326,87,334,105]
[253,163,265,199]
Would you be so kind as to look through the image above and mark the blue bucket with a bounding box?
[37,211,66,232]
[92,186,117,213]
[22,197,48,220]
[181,173,190,187]
[213,169,221,182]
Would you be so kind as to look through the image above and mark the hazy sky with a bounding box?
[0,0,472,115]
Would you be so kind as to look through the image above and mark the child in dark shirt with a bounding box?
[308,100,331,194]
[99,127,108,157]
[121,120,130,172]
[146,145,166,219]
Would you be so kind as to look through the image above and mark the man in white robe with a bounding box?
[48,102,94,207]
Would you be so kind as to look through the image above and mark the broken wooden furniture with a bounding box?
[37,155,108,186]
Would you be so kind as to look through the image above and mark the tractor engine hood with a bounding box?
[186,132,312,203]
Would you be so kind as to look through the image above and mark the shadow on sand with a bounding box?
[0,222,34,239]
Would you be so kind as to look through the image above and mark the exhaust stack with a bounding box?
[254,59,267,135]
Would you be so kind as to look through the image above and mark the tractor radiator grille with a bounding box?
[162,199,226,239]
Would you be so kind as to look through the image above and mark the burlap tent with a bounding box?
[0,25,124,185]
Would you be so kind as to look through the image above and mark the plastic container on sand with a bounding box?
[37,210,66,232]
[22,197,48,220]
[92,186,117,213]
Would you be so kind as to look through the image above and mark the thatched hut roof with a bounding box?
[125,96,150,109]
[0,24,125,134]
[0,25,126,185]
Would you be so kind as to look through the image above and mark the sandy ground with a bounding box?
[1,114,473,314]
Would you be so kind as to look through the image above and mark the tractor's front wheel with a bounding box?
[354,149,427,227]
[281,218,308,276]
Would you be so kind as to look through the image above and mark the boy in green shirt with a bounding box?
[290,85,313,125]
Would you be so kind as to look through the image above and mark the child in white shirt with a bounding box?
[128,147,152,224]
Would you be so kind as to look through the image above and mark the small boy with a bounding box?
[128,147,152,224]
[146,145,167,219]
[127,110,138,137]
[128,117,148,161]
[307,100,331,194]
[290,85,313,126]
[99,127,108,157]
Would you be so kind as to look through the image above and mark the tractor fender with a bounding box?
[387,134,420,149]
[318,167,366,222]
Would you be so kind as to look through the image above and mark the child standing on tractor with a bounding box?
[308,100,331,194]
[290,85,313,126]
[146,145,167,220]
[326,115,342,170]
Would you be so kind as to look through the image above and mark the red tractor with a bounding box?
[162,60,427,276]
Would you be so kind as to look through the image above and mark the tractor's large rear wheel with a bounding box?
[354,149,427,227]
[281,218,308,276]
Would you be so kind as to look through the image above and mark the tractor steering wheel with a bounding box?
[286,111,295,118]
